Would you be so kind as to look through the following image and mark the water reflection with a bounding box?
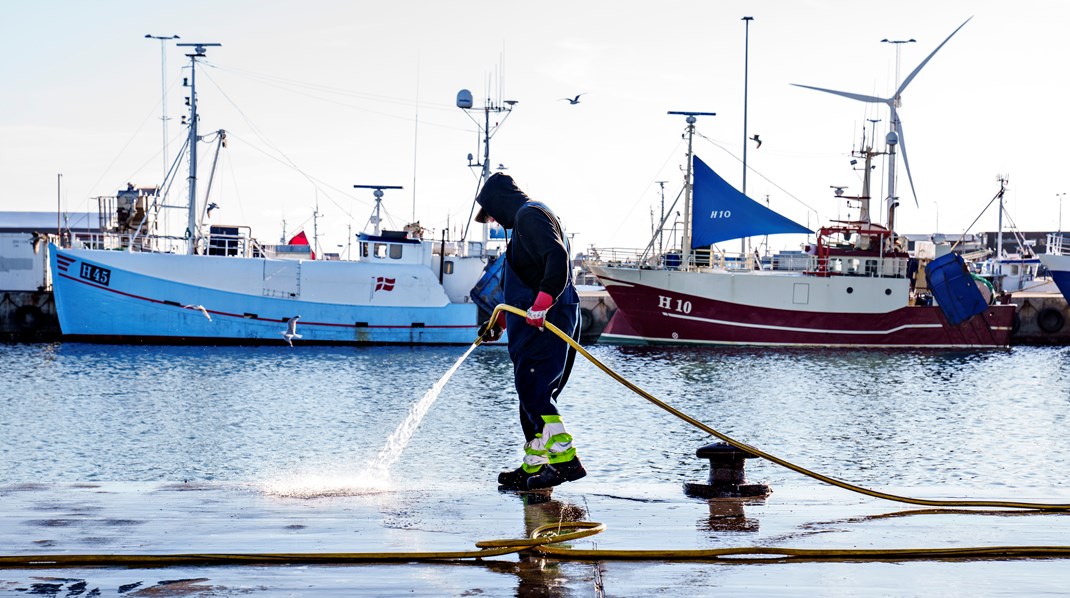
[699,498,763,534]
[503,493,591,598]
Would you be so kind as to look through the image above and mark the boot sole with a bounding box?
[526,465,587,490]
[498,485,553,495]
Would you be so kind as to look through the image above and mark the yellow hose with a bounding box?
[485,303,1070,512]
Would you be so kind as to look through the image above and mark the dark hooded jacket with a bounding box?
[475,173,571,299]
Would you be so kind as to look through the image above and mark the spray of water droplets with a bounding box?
[263,343,478,498]
[364,343,478,479]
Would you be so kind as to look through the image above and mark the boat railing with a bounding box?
[590,246,910,277]
[812,255,910,278]
[432,239,485,258]
[588,247,772,271]
[1046,233,1070,256]
[587,247,660,269]
[68,229,261,258]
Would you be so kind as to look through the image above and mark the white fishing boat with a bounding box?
[965,177,1059,296]
[50,43,497,345]
[588,19,1016,348]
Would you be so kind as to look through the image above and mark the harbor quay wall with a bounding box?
[0,290,59,342]
[578,289,616,344]
[1009,292,1070,345]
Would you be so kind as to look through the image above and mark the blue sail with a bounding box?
[690,155,812,248]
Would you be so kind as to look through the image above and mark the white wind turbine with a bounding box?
[792,17,973,234]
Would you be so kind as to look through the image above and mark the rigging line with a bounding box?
[203,60,456,110]
[198,68,305,171]
[221,150,249,227]
[86,75,188,204]
[122,127,193,188]
[605,138,686,247]
[219,131,361,207]
[694,131,825,220]
[221,132,362,221]
[202,61,469,133]
[640,186,685,262]
[998,204,1032,255]
[197,71,361,220]
[412,53,421,223]
[952,187,1003,252]
[82,101,165,204]
[460,173,483,243]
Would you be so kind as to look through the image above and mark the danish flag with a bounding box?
[374,276,396,292]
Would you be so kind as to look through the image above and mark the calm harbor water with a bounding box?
[2,342,1068,490]
[2,342,1070,596]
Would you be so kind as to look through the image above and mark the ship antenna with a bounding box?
[354,185,404,236]
[175,42,221,255]
[455,87,516,248]
[145,34,181,181]
[667,111,716,269]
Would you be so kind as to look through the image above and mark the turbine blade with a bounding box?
[897,16,973,96]
[896,120,920,208]
[791,83,888,105]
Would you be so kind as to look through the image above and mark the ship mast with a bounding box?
[668,111,715,269]
[456,88,516,248]
[353,185,404,236]
[176,42,220,255]
[882,37,913,241]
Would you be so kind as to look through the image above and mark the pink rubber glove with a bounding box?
[525,291,554,329]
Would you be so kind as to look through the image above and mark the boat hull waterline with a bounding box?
[592,266,1015,348]
[51,247,481,345]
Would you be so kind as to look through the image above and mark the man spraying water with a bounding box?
[474,173,586,491]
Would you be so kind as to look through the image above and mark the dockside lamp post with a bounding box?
[145,34,181,180]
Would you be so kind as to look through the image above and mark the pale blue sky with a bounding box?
[2,0,1066,253]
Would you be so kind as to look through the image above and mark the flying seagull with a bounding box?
[182,304,212,321]
[206,202,219,217]
[561,94,585,105]
[281,315,302,347]
[750,134,762,149]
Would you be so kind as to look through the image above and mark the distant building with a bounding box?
[979,231,1049,256]
[901,231,1055,257]
[0,211,101,236]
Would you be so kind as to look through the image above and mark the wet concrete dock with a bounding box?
[2,479,1068,596]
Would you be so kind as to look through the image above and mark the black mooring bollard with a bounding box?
[683,441,771,499]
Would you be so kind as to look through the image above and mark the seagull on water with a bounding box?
[750,134,762,149]
[281,315,302,347]
[182,304,212,321]
[561,93,585,105]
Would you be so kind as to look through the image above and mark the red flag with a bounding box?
[287,231,315,260]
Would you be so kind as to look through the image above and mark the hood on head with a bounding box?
[474,173,530,229]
